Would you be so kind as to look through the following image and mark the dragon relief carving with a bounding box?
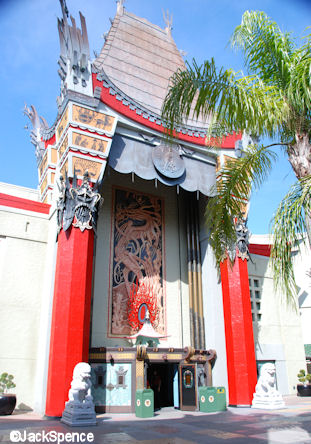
[111,189,165,336]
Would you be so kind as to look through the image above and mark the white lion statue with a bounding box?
[67,362,93,407]
[61,362,97,426]
[252,363,285,409]
[255,363,278,396]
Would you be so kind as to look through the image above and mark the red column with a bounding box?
[45,227,94,416]
[220,255,257,406]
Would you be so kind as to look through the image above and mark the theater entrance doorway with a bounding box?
[147,363,178,410]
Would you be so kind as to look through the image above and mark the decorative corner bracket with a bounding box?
[56,170,101,234]
[220,218,250,262]
[24,104,49,166]
[235,218,250,260]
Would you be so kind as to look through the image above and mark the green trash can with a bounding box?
[199,386,226,412]
[214,386,226,411]
[135,389,154,418]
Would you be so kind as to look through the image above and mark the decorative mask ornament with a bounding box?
[56,170,101,234]
[221,217,250,262]
[235,218,250,260]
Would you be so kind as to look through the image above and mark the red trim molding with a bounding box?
[0,193,50,214]
[220,256,257,406]
[249,243,271,257]
[92,73,240,149]
[44,133,56,148]
[45,227,94,417]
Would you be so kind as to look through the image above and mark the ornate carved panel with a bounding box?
[110,188,165,336]
[58,135,68,160]
[40,176,47,195]
[56,106,68,141]
[72,131,109,153]
[72,156,103,180]
[39,152,48,179]
[72,104,115,133]
[91,363,132,407]
[51,148,58,164]
[60,160,68,178]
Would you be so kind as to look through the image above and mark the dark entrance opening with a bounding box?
[147,363,175,410]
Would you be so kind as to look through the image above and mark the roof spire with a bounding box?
[163,10,173,35]
[60,0,69,19]
[57,0,92,102]
[116,0,125,15]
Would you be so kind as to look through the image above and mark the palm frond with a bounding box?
[270,175,311,305]
[162,58,287,140]
[231,11,293,91]
[206,145,277,263]
[287,36,311,112]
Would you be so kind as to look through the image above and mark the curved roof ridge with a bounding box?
[93,66,215,137]
[93,5,190,121]
[123,10,169,35]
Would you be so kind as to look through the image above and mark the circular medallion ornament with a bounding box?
[137,399,141,407]
[209,395,215,403]
[138,303,148,323]
[152,145,185,179]
[201,395,206,403]
[144,399,151,408]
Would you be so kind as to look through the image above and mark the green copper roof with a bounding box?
[304,344,311,357]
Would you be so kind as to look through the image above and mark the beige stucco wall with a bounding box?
[0,191,49,410]
[91,170,189,349]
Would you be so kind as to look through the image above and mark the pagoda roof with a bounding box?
[127,320,167,340]
[127,311,168,341]
[39,3,240,151]
[94,8,208,129]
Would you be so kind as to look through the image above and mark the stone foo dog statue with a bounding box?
[61,362,97,426]
[252,363,285,409]
[68,362,93,406]
[255,363,278,396]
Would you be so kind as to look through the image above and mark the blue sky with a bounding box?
[0,0,310,234]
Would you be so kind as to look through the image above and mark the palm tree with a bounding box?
[162,11,311,304]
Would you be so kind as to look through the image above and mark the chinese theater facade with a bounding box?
[1,0,261,416]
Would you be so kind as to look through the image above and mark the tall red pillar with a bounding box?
[45,227,94,416]
[220,255,257,406]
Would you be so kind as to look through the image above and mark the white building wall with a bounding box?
[33,210,58,414]
[294,240,311,351]
[0,182,40,201]
[248,244,306,394]
[0,188,49,410]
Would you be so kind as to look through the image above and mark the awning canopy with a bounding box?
[108,134,216,196]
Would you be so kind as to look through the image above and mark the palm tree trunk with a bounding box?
[288,133,311,179]
[288,133,311,245]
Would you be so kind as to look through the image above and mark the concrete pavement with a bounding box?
[0,395,311,444]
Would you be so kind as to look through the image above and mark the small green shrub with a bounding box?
[297,369,311,385]
[0,373,16,393]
